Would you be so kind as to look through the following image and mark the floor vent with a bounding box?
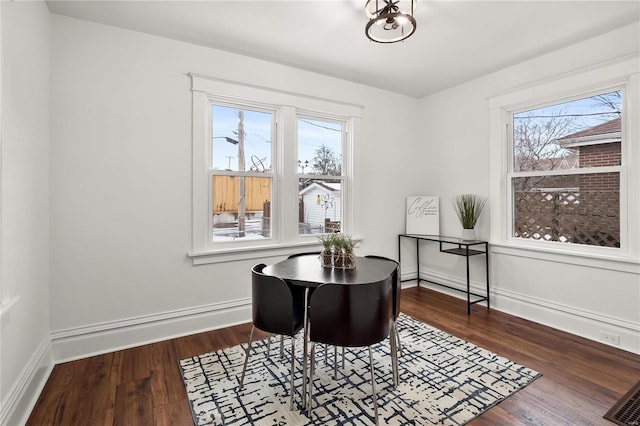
[604,380,640,426]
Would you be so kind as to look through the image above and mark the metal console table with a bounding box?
[398,234,490,315]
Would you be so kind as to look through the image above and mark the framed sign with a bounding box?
[406,196,440,235]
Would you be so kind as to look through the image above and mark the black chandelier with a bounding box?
[365,0,417,43]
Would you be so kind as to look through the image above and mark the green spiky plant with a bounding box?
[452,194,487,229]
[317,234,333,250]
[317,234,334,267]
[341,234,356,269]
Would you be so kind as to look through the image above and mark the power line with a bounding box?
[514,111,620,119]
[299,119,341,132]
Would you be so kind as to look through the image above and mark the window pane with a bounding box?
[513,173,620,247]
[212,105,272,172]
[298,179,341,234]
[298,118,342,176]
[513,91,621,172]
[212,176,271,241]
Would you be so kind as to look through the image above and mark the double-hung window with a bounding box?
[489,57,639,261]
[297,116,344,235]
[189,75,361,263]
[510,90,623,248]
[211,104,275,241]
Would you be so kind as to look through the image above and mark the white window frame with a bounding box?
[296,111,347,236]
[489,57,640,268]
[208,100,278,244]
[188,74,362,265]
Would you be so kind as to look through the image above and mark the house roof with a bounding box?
[299,181,340,196]
[557,118,621,148]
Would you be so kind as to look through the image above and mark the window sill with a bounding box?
[490,241,639,274]
[188,238,363,265]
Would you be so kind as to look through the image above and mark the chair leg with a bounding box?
[266,334,272,360]
[308,342,316,414]
[239,325,256,390]
[390,322,399,389]
[368,346,379,425]
[395,319,402,357]
[333,346,337,379]
[280,335,285,358]
[289,337,296,410]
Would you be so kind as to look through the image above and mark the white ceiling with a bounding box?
[46,0,640,98]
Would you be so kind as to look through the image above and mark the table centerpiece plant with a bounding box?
[341,234,356,269]
[318,234,334,268]
[331,233,347,268]
[317,233,356,269]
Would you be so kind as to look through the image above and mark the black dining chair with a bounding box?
[365,254,402,372]
[239,263,305,410]
[307,279,393,424]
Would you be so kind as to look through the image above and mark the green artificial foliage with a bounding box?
[453,194,487,229]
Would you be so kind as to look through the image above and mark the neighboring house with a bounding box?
[298,181,341,233]
[557,117,622,167]
[558,117,621,192]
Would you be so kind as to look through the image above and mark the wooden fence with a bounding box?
[514,190,620,247]
[212,176,270,213]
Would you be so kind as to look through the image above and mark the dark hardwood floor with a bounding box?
[27,286,640,425]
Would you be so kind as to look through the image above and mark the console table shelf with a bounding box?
[441,247,485,256]
[398,234,490,315]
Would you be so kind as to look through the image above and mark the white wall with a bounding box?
[48,14,420,360]
[0,2,52,424]
[412,22,640,354]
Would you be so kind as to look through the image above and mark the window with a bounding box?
[297,117,343,235]
[189,75,361,263]
[211,105,274,241]
[510,90,622,247]
[489,56,639,261]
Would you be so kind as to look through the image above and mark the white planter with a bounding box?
[461,228,476,241]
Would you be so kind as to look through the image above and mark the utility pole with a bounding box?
[237,110,246,237]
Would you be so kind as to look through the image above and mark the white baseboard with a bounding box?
[492,288,640,354]
[51,297,251,363]
[1,337,53,426]
[402,266,640,354]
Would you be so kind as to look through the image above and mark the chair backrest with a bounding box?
[365,255,400,319]
[287,251,321,259]
[251,263,304,337]
[309,278,392,348]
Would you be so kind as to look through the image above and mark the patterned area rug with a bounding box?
[179,314,541,425]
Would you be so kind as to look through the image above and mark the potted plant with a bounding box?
[318,234,334,268]
[342,234,357,269]
[452,194,487,241]
[331,233,346,268]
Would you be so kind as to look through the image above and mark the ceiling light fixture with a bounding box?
[365,0,417,44]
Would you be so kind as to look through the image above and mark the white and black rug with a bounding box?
[179,314,541,425]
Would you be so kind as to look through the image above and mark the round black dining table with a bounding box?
[262,254,399,409]
[262,254,397,287]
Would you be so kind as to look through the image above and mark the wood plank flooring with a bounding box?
[27,286,640,425]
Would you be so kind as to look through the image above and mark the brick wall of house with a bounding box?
[577,143,621,191]
[578,142,621,167]
[577,172,620,191]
